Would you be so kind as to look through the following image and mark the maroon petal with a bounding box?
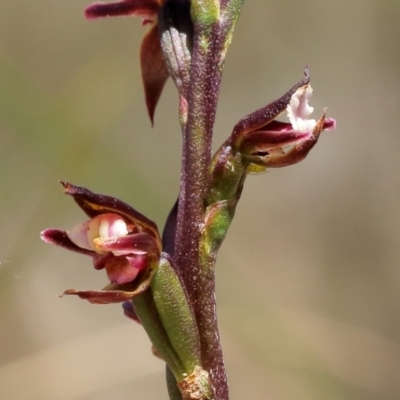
[104,255,144,283]
[93,253,113,270]
[239,128,310,155]
[60,181,161,247]
[126,254,148,271]
[141,24,170,125]
[40,228,95,257]
[256,114,332,168]
[85,0,160,19]
[96,232,160,257]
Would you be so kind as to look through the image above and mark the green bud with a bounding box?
[132,290,186,379]
[151,254,201,373]
[202,196,239,257]
[191,0,220,26]
[207,140,246,205]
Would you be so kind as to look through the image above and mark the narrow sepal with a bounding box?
[141,24,170,125]
[85,0,160,19]
[62,267,156,304]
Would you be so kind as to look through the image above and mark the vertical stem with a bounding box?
[174,24,223,289]
[174,21,228,400]
[173,3,244,399]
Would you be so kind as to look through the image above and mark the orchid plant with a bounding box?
[41,1,336,399]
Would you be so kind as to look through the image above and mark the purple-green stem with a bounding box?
[174,24,227,400]
[173,4,243,398]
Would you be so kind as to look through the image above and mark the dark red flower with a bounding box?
[41,182,161,303]
[232,68,336,169]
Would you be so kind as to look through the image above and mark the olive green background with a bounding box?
[1,1,400,399]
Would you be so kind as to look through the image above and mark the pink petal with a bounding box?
[40,228,95,257]
[94,232,159,257]
[104,255,142,284]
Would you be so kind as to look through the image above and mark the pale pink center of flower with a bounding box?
[67,213,129,254]
[98,215,128,238]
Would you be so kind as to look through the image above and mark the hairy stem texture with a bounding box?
[174,23,227,400]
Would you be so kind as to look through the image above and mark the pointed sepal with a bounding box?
[85,0,160,20]
[141,24,170,125]
[62,266,157,304]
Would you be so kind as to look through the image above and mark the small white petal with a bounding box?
[287,84,317,133]
[109,218,129,237]
[98,214,128,239]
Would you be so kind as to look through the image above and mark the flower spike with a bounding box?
[41,1,337,397]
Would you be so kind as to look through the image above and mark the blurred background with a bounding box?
[1,1,399,399]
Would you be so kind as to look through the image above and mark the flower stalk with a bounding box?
[173,4,244,398]
[41,1,335,399]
